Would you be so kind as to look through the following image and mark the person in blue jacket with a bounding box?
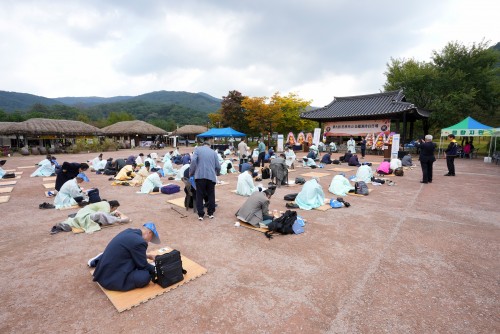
[89,222,161,291]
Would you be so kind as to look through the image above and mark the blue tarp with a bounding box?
[197,127,246,138]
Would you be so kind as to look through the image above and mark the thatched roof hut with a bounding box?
[0,122,16,135]
[101,120,167,135]
[7,118,102,136]
[172,125,208,136]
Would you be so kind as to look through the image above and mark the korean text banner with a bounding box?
[324,119,391,136]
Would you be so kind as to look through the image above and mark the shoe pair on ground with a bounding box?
[444,173,455,176]
[39,202,55,209]
[198,215,214,221]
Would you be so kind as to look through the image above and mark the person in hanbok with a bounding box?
[91,154,107,172]
[347,137,356,154]
[328,173,354,196]
[129,162,151,186]
[139,170,163,194]
[223,148,231,157]
[376,161,392,175]
[175,164,190,181]
[55,162,89,191]
[51,200,128,234]
[309,144,319,159]
[31,157,55,177]
[295,178,325,210]
[302,157,317,168]
[162,151,173,163]
[115,164,136,181]
[54,173,88,209]
[162,157,178,176]
[329,141,337,153]
[181,153,191,165]
[172,147,181,158]
[236,168,259,196]
[284,147,296,169]
[354,165,373,184]
[144,154,157,169]
[135,153,144,166]
[390,157,402,171]
[219,159,236,175]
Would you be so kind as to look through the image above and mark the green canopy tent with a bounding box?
[439,116,494,158]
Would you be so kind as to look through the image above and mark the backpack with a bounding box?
[295,177,306,185]
[332,159,340,165]
[394,167,404,177]
[283,193,298,201]
[261,167,271,179]
[87,188,101,203]
[161,184,181,194]
[354,181,369,195]
[153,250,186,288]
[265,210,297,239]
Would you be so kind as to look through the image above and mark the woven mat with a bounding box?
[237,221,269,233]
[15,171,23,175]
[91,248,207,312]
[0,195,10,204]
[57,205,79,211]
[4,169,15,173]
[43,183,56,189]
[347,189,373,197]
[43,176,56,182]
[0,187,13,194]
[72,215,131,234]
[17,165,35,169]
[300,172,330,178]
[167,197,219,209]
[0,180,17,186]
[328,167,354,172]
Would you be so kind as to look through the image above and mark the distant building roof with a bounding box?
[301,90,429,122]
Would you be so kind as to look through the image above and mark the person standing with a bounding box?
[90,222,160,291]
[256,139,266,167]
[238,138,249,172]
[444,134,458,176]
[347,137,356,154]
[416,135,436,184]
[189,141,221,220]
[360,137,367,158]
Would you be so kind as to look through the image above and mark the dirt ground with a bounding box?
[0,148,498,334]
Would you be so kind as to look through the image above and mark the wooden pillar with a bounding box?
[409,121,414,140]
[402,111,407,146]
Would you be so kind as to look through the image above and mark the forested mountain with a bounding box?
[0,91,63,112]
[0,90,222,130]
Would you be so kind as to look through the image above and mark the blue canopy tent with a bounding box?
[197,127,246,138]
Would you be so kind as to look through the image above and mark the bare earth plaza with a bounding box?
[0,145,498,333]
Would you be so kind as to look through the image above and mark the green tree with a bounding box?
[384,40,500,133]
[106,111,135,125]
[218,90,248,132]
[270,92,316,134]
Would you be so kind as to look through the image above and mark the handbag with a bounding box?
[153,250,186,288]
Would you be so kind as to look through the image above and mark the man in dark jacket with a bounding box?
[444,134,458,176]
[416,135,436,184]
[90,222,161,291]
[55,162,89,191]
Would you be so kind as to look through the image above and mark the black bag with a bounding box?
[295,177,306,185]
[2,173,15,179]
[284,193,298,201]
[354,181,369,195]
[394,167,404,176]
[87,188,101,203]
[161,184,180,194]
[153,250,186,288]
[332,159,340,164]
[261,167,270,179]
[265,210,297,239]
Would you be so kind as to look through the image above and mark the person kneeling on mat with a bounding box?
[89,222,161,291]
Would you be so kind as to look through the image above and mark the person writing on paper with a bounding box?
[329,173,355,196]
[89,222,160,292]
[236,167,260,196]
[53,173,89,209]
[31,156,56,177]
[401,153,413,167]
[354,165,373,184]
[50,200,128,234]
[295,177,325,210]
[236,189,275,227]
[115,163,137,181]
[269,153,288,186]
[139,170,164,193]
[129,161,151,187]
[91,154,106,172]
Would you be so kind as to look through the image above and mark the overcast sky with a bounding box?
[0,0,498,106]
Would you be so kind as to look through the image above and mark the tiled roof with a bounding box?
[301,90,427,121]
